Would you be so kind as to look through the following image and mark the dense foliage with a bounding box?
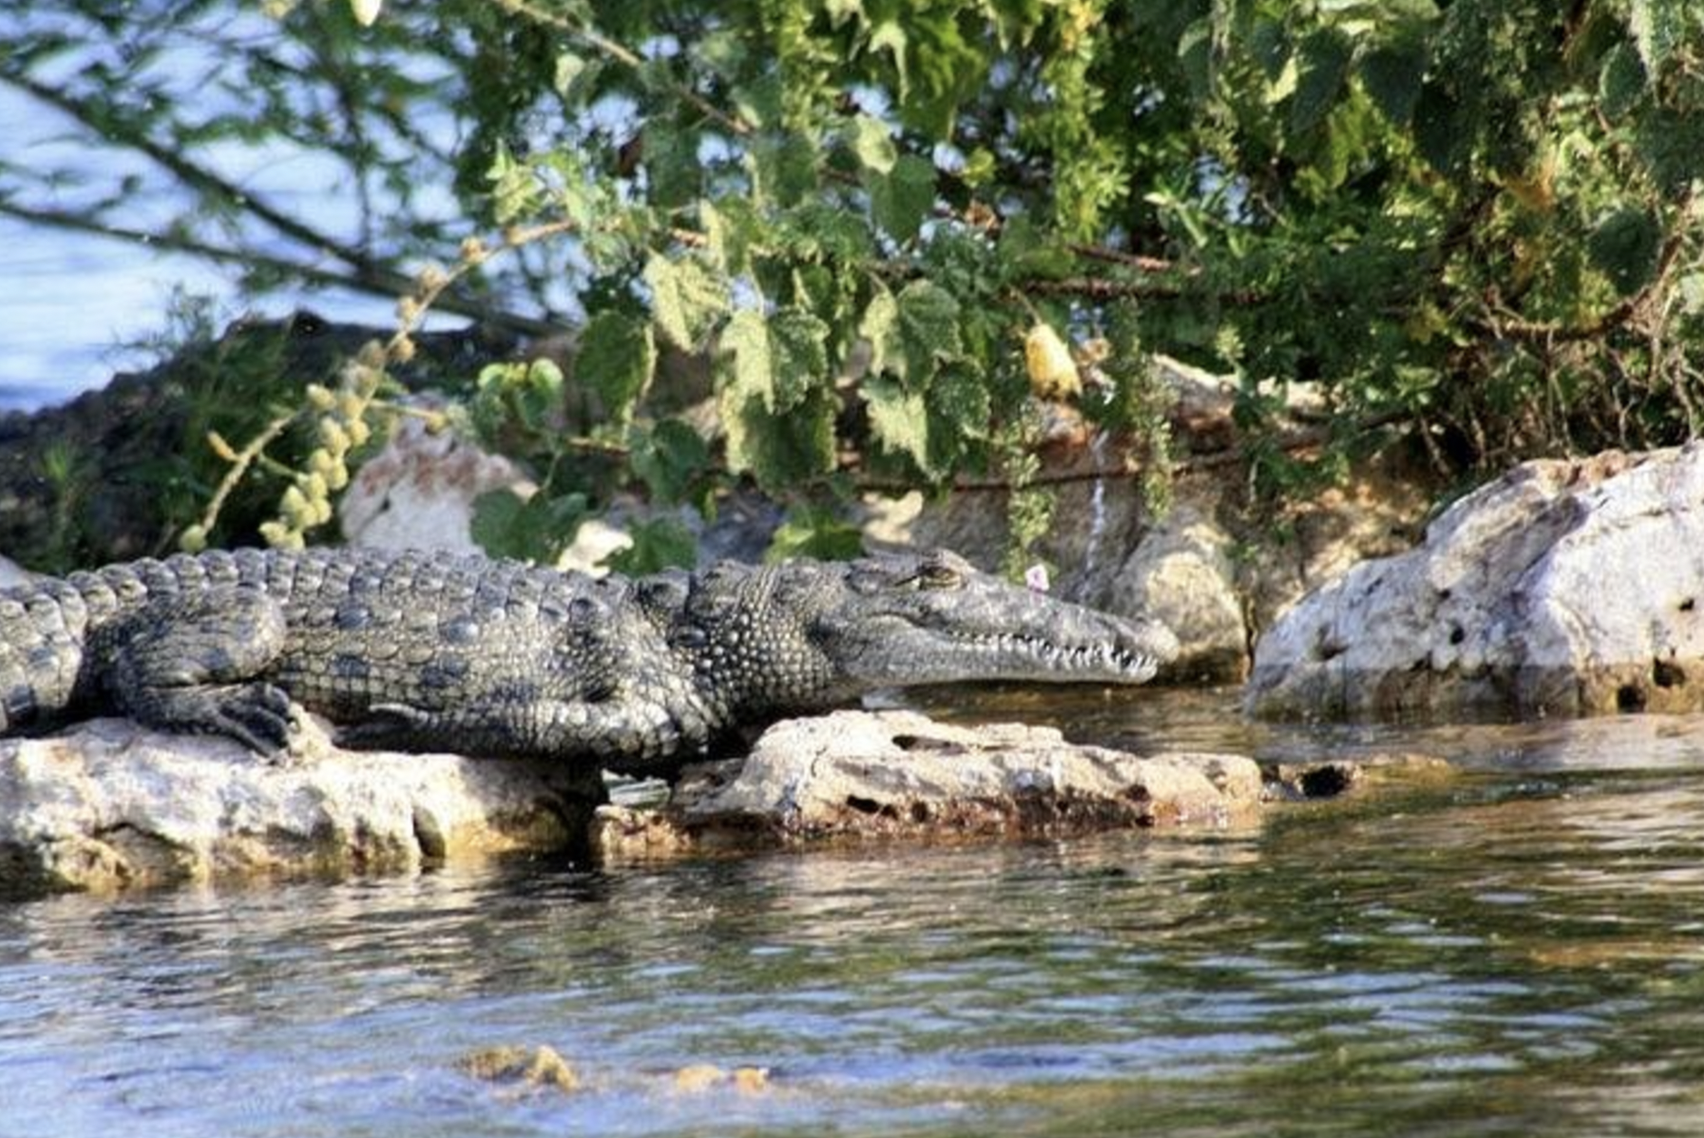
[3,0,1702,565]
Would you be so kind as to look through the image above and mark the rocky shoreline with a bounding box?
[9,319,1704,897]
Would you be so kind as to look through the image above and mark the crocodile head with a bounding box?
[667,549,1178,722]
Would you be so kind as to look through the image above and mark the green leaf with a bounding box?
[997,216,1072,279]
[747,131,819,208]
[868,21,909,95]
[629,417,711,504]
[897,280,962,377]
[1290,27,1353,134]
[720,385,837,487]
[702,197,760,277]
[553,52,600,103]
[1588,207,1663,296]
[471,488,588,563]
[1412,82,1465,175]
[487,142,541,226]
[645,121,702,210]
[471,359,563,444]
[603,516,698,575]
[869,153,936,243]
[723,305,830,414]
[514,359,564,432]
[1357,34,1427,126]
[768,306,832,408]
[576,310,654,424]
[724,306,774,410]
[1636,108,1704,196]
[862,376,933,475]
[644,253,728,349]
[1629,0,1684,77]
[764,504,864,563]
[849,113,896,174]
[859,285,902,378]
[1598,41,1647,120]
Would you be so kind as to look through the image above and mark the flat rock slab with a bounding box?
[593,709,1262,858]
[1247,443,1704,720]
[0,719,602,896]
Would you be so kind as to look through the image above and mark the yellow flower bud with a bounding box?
[280,486,314,527]
[319,418,351,454]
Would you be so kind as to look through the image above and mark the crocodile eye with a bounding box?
[915,562,963,590]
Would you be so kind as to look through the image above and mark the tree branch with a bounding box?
[0,199,556,338]
[1,70,398,289]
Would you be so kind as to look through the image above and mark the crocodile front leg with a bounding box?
[89,586,297,753]
[334,687,714,771]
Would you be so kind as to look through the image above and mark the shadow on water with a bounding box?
[4,689,1704,1136]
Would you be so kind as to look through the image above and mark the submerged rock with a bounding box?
[1248,444,1704,720]
[0,718,602,896]
[593,709,1262,858]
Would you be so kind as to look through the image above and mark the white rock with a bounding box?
[0,719,602,895]
[1247,445,1704,719]
[593,709,1261,857]
[1105,503,1246,681]
[340,411,535,553]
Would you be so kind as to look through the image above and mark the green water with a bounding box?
[4,690,1704,1136]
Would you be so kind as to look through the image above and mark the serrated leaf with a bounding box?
[471,488,588,563]
[1290,27,1353,134]
[768,307,832,409]
[720,384,837,487]
[554,51,589,100]
[702,197,759,276]
[747,132,819,207]
[1629,0,1684,77]
[1636,108,1704,196]
[1598,41,1647,120]
[869,153,936,243]
[1358,34,1427,125]
[897,280,962,378]
[1412,81,1465,175]
[859,285,902,378]
[603,516,697,575]
[487,142,541,226]
[724,306,774,409]
[576,310,654,424]
[645,121,702,210]
[644,253,728,349]
[919,364,990,474]
[1248,17,1290,81]
[764,505,864,563]
[849,114,897,174]
[869,21,909,94]
[863,376,934,475]
[1588,207,1663,296]
[629,417,710,503]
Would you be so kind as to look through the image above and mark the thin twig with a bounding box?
[490,0,753,137]
[0,199,555,338]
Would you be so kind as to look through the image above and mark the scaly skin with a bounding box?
[0,547,1177,777]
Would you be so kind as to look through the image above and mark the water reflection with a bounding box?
[4,691,1704,1135]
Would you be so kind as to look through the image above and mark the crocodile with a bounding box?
[0,546,1177,777]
